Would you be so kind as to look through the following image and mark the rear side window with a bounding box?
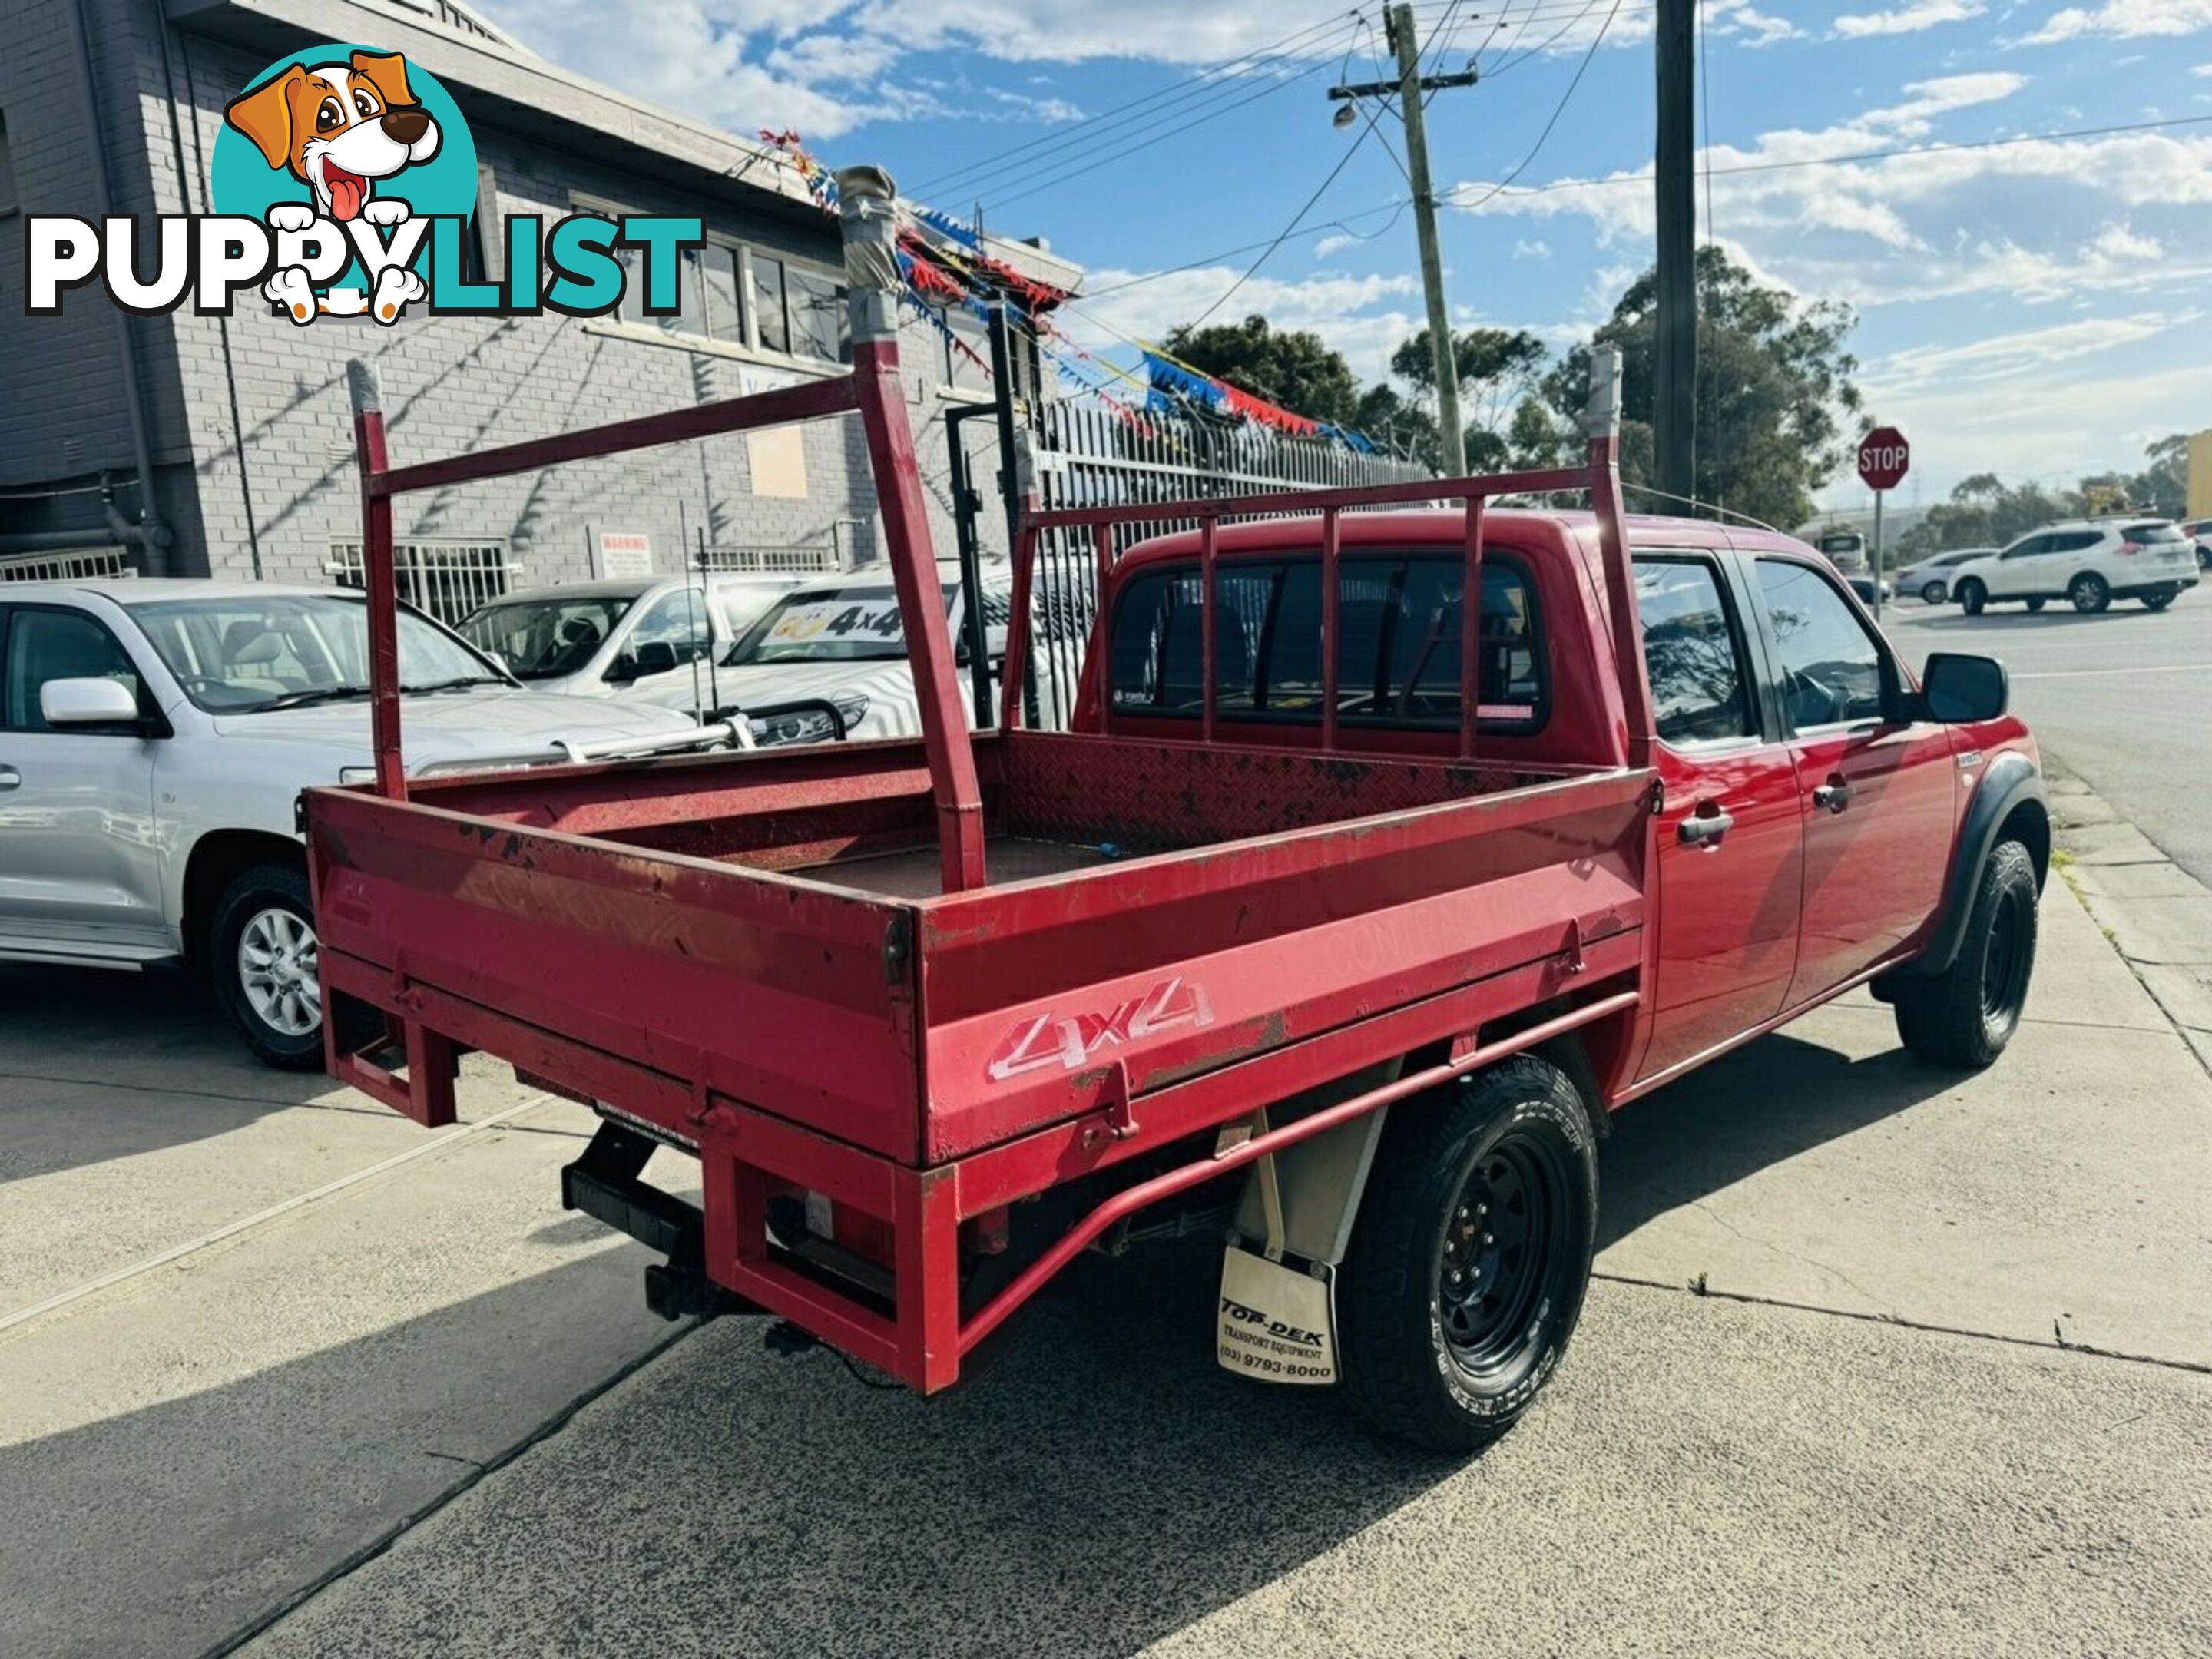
[1109,552,1545,733]
[2122,522,2184,544]
[1756,559,1886,729]
[2055,531,2104,553]
[1635,558,1755,747]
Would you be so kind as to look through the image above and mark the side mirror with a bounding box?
[631,640,680,677]
[41,677,144,728]
[1922,652,2008,722]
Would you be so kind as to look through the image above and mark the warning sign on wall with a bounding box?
[598,531,652,578]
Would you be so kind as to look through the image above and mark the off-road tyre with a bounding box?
[2069,572,2111,614]
[1894,840,2038,1069]
[1338,1055,1598,1454]
[210,860,376,1069]
[1957,579,1987,615]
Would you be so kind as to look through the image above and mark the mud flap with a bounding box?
[1217,1245,1339,1385]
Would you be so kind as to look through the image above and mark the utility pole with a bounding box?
[1330,3,1477,476]
[1653,0,1697,507]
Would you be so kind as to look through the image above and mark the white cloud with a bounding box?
[2194,59,2212,69]
[1731,6,1806,44]
[1865,311,2186,393]
[1834,0,1985,38]
[1313,233,1359,258]
[2019,0,2212,45]
[1512,239,1553,260]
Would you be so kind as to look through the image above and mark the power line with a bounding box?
[1182,114,1385,329]
[1084,108,2212,300]
[911,12,1363,200]
[1450,0,1625,215]
[977,49,1359,214]
[1446,109,2212,201]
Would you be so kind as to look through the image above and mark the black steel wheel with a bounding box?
[1895,839,2039,1068]
[1339,1055,1597,1452]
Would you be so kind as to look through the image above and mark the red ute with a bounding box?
[305,165,2048,1452]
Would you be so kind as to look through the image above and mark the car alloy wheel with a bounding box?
[2069,573,2109,614]
[1921,581,1947,604]
[238,905,323,1038]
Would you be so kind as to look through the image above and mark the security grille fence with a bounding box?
[1018,399,1434,729]
[327,538,518,626]
[696,542,843,574]
[0,547,134,583]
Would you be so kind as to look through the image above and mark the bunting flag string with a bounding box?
[754,132,1374,449]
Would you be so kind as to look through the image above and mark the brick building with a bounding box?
[0,0,1081,610]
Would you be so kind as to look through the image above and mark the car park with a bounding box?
[1949,518,2200,614]
[0,581,706,1065]
[1894,548,1993,604]
[458,572,806,707]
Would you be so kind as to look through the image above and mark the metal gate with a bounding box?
[0,547,134,583]
[1018,399,1432,727]
[327,538,518,626]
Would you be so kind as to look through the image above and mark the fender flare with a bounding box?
[1894,750,2048,979]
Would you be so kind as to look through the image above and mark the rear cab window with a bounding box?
[1633,557,1757,747]
[1108,551,1545,734]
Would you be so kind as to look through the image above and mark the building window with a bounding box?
[571,194,845,366]
[0,111,17,216]
[750,253,790,354]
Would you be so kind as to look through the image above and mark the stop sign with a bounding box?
[1858,426,1909,492]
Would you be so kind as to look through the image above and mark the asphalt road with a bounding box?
[1882,588,2212,883]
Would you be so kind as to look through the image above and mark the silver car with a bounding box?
[458,574,806,704]
[1892,548,1995,605]
[0,580,701,1066]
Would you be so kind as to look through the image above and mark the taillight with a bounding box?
[2119,541,2141,556]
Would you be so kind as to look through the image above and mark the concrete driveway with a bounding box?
[3,865,2208,1657]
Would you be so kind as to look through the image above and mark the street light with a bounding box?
[1333,100,1358,128]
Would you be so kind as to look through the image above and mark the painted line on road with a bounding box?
[2012,661,2212,680]
[0,1094,552,1336]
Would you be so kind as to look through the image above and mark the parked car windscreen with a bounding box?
[461,594,640,678]
[131,593,496,713]
[727,581,962,665]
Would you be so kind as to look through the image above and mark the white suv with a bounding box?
[0,581,700,1065]
[1949,519,2200,615]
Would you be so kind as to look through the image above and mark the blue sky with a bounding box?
[480,1,2212,514]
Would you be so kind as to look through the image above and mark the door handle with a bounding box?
[1813,777,1855,813]
[0,766,18,792]
[1677,807,1735,846]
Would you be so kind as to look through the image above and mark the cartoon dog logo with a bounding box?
[224,50,439,324]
